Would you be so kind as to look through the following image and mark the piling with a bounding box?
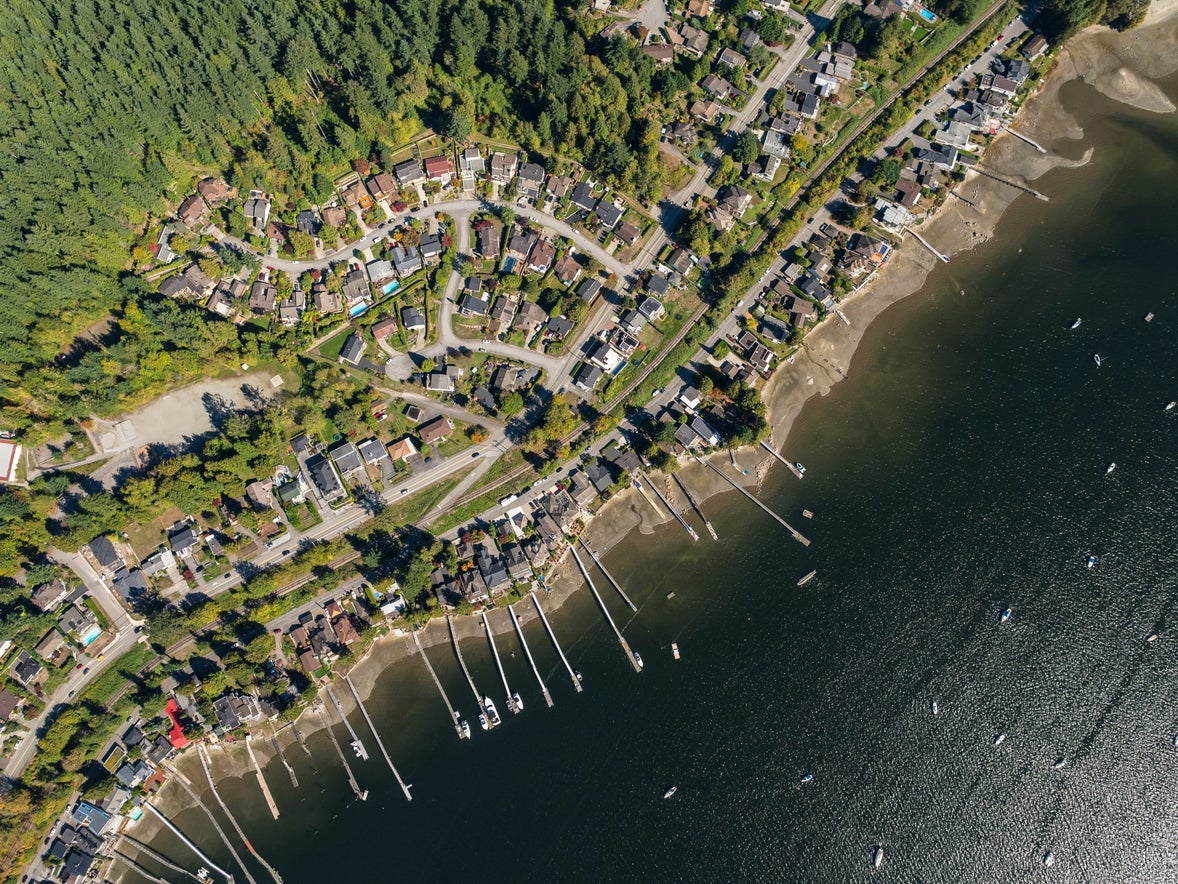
[570,546,642,672]
[508,603,553,707]
[481,611,520,713]
[143,801,234,884]
[197,745,284,884]
[162,761,255,884]
[445,613,485,710]
[671,474,718,540]
[640,471,698,541]
[531,591,583,692]
[324,683,367,760]
[118,834,205,883]
[579,540,637,611]
[759,441,803,479]
[317,703,367,801]
[242,736,281,821]
[972,164,1050,201]
[698,458,811,546]
[412,630,467,737]
[343,674,413,801]
[268,731,298,788]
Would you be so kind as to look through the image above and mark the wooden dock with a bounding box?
[570,545,642,673]
[973,164,1050,202]
[508,603,554,707]
[116,835,206,884]
[698,458,811,546]
[112,848,179,884]
[267,730,298,788]
[905,227,951,263]
[316,703,366,801]
[759,441,803,479]
[324,683,367,760]
[672,473,718,540]
[640,471,698,541]
[482,610,521,713]
[579,540,637,611]
[162,760,255,884]
[797,570,817,587]
[531,591,583,692]
[344,674,413,801]
[197,745,284,883]
[412,630,468,738]
[1001,123,1047,154]
[144,801,235,884]
[445,612,487,712]
[244,735,281,820]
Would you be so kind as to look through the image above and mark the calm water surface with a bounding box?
[144,75,1178,883]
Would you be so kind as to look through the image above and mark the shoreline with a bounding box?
[128,8,1178,866]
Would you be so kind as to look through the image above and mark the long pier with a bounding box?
[904,227,950,263]
[112,848,176,884]
[1001,123,1047,154]
[531,591,582,692]
[343,674,413,801]
[117,835,205,883]
[445,613,485,710]
[570,545,642,672]
[412,630,467,738]
[162,761,255,884]
[197,745,284,884]
[268,731,298,788]
[317,703,367,800]
[508,603,553,707]
[698,458,811,546]
[143,801,234,884]
[759,441,803,479]
[633,478,665,518]
[671,473,718,540]
[481,611,520,713]
[579,540,637,611]
[972,164,1050,201]
[640,471,698,541]
[324,683,367,760]
[244,736,280,820]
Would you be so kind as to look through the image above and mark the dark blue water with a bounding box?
[140,74,1178,883]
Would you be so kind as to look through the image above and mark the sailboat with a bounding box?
[1093,353,1103,367]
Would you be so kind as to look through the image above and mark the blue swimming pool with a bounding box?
[919,8,937,21]
[81,625,102,646]
[349,301,369,318]
[502,256,517,273]
[382,280,400,295]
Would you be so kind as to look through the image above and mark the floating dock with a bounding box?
[797,570,817,587]
[344,674,413,801]
[640,471,698,541]
[671,473,718,540]
[143,801,235,884]
[481,610,521,714]
[197,746,284,883]
[698,458,810,546]
[244,736,280,820]
[412,630,468,738]
[759,440,804,479]
[324,684,367,761]
[531,591,583,692]
[508,603,553,707]
[802,509,813,519]
[579,540,637,611]
[570,545,642,673]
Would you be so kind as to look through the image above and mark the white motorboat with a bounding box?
[574,670,584,683]
[1070,318,1082,330]
[1093,353,1103,367]
[512,691,524,712]
[1167,401,1176,412]
[874,846,885,869]
[483,696,501,727]
[800,773,814,784]
[1053,757,1067,770]
[1044,851,1056,867]
[1000,608,1011,624]
[1087,555,1097,569]
[994,733,1006,746]
[671,642,681,660]
[478,713,489,731]
[1106,463,1116,475]
[663,785,677,799]
[459,718,471,739]
[930,699,939,716]
[634,652,644,670]
[795,462,807,476]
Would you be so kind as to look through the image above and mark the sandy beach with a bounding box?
[123,9,1178,869]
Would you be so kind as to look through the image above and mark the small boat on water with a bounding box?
[671,642,681,660]
[634,652,644,670]
[795,462,806,476]
[797,570,818,587]
[1167,401,1177,412]
[350,739,365,758]
[1170,734,1177,748]
[663,785,678,799]
[574,670,584,683]
[197,870,211,883]
[1000,608,1012,624]
[483,696,501,727]
[800,773,814,784]
[1053,757,1067,770]
[873,846,885,869]
[478,713,489,731]
[1087,555,1098,569]
[1070,318,1082,330]
[1094,353,1103,367]
[1148,633,1159,642]
[994,733,1006,746]
[1145,312,1155,322]
[1106,463,1117,475]
[459,718,471,739]
[1044,851,1056,867]
[512,691,524,712]
[930,699,939,716]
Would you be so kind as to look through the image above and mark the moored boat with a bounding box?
[795,462,807,476]
[663,785,677,799]
[1094,353,1103,367]
[512,691,523,712]
[478,713,489,731]
[1070,318,1082,330]
[1106,463,1116,475]
[634,652,644,670]
[1053,757,1067,770]
[1044,851,1056,867]
[459,718,471,739]
[483,696,501,727]
[671,642,680,660]
[994,733,1006,746]
[874,846,884,869]
[1087,555,1097,569]
[930,699,939,716]
[1167,401,1176,412]
[1000,608,1011,624]
[801,773,814,784]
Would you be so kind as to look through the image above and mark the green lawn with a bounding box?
[385,464,478,526]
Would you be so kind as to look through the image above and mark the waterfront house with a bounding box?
[1005,58,1032,85]
[533,511,563,547]
[339,333,366,366]
[503,544,533,581]
[1022,34,1048,60]
[567,470,599,508]
[477,549,512,594]
[748,344,773,373]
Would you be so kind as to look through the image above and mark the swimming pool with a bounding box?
[349,301,370,318]
[382,280,400,295]
[919,8,936,22]
[502,256,517,273]
[81,625,102,646]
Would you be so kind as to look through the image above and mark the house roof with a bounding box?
[401,306,426,329]
[329,441,363,475]
[340,333,366,365]
[357,438,388,464]
[89,535,122,570]
[387,437,418,461]
[418,415,454,445]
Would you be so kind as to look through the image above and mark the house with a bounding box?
[893,179,921,208]
[864,0,904,16]
[371,316,397,341]
[615,221,642,246]
[473,385,497,412]
[692,415,721,447]
[0,689,19,723]
[588,340,624,372]
[246,481,273,510]
[459,147,484,180]
[307,455,344,500]
[169,523,201,556]
[915,143,958,171]
[402,306,426,331]
[419,232,443,261]
[720,184,752,216]
[554,255,582,286]
[518,162,545,200]
[546,174,576,201]
[404,404,424,423]
[426,372,455,393]
[387,437,418,462]
[343,268,370,302]
[366,259,395,282]
[606,327,639,359]
[980,73,1018,97]
[34,629,66,665]
[644,44,674,64]
[547,315,574,339]
[903,157,943,190]
[527,238,556,274]
[831,41,857,60]
[88,535,123,574]
[701,74,734,100]
[458,293,490,317]
[619,309,647,336]
[1022,34,1048,61]
[595,201,623,230]
[848,233,890,267]
[477,223,501,258]
[313,284,344,314]
[418,415,454,445]
[679,385,702,411]
[717,48,747,69]
[763,128,793,160]
[339,333,367,367]
[752,154,781,182]
[679,24,710,55]
[533,511,563,546]
[667,248,694,275]
[503,544,532,581]
[329,441,363,478]
[506,226,538,263]
[783,294,818,326]
[10,650,42,686]
[748,343,773,373]
[646,274,670,298]
[197,177,235,204]
[567,470,599,508]
[577,278,602,302]
[489,151,518,184]
[391,245,424,277]
[249,280,277,314]
[30,579,69,613]
[368,171,397,198]
[243,191,271,233]
[159,263,213,298]
[686,0,711,15]
[205,286,233,317]
[424,155,453,185]
[690,99,721,123]
[638,296,666,322]
[489,293,518,334]
[514,301,548,336]
[177,194,208,228]
[111,567,150,602]
[570,182,597,213]
[1005,58,1032,85]
[936,120,975,152]
[740,27,761,51]
[322,204,347,228]
[394,159,425,186]
[574,362,603,390]
[491,365,531,394]
[333,613,360,645]
[797,272,832,303]
[782,94,819,120]
[341,179,370,208]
